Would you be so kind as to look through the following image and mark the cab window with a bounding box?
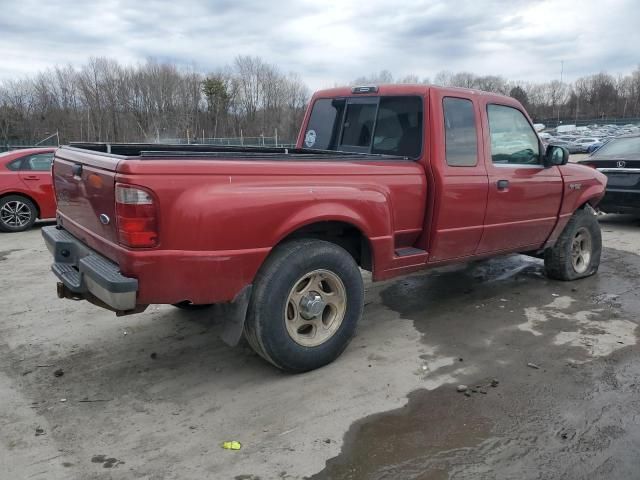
[372,96,422,158]
[443,97,478,166]
[340,102,377,150]
[303,96,423,158]
[304,98,345,150]
[487,104,540,165]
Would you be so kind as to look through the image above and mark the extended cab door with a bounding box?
[476,102,562,253]
[426,92,489,262]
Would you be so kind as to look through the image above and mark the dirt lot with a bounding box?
[1,215,639,480]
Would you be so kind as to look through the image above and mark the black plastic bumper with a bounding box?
[599,190,640,214]
[42,226,138,311]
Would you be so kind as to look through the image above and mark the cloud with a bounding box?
[0,0,638,89]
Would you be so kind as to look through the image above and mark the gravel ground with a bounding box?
[1,214,638,480]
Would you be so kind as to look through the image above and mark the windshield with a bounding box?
[593,136,640,157]
[303,96,423,158]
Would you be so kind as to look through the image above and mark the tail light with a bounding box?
[115,184,159,248]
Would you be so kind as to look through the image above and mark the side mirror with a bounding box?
[544,145,569,167]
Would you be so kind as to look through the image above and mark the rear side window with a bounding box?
[443,97,478,166]
[6,158,23,171]
[303,96,423,158]
[24,153,53,171]
[487,104,540,165]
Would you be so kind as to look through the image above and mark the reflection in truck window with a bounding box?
[340,103,377,148]
[304,96,423,158]
[487,104,540,165]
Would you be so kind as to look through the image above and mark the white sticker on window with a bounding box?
[304,129,317,147]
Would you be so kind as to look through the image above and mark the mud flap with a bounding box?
[218,285,253,347]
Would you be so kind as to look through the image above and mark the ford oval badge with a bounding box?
[99,214,110,225]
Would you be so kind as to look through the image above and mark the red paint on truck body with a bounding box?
[52,85,606,306]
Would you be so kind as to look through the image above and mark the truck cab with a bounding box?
[298,85,605,269]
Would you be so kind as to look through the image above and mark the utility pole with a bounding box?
[557,60,564,125]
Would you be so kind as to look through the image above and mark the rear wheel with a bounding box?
[0,195,37,232]
[244,239,364,372]
[544,207,601,281]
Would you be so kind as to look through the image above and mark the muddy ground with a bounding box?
[1,214,639,480]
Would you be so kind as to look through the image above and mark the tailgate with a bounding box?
[53,147,120,243]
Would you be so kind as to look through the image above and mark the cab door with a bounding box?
[426,92,489,263]
[476,103,562,253]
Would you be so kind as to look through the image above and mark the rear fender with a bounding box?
[271,195,394,277]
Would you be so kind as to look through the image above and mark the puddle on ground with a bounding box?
[312,248,640,480]
[308,386,493,480]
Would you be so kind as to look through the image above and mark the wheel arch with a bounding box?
[0,191,41,218]
[274,220,373,272]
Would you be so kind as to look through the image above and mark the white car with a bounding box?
[539,132,552,141]
[573,138,601,152]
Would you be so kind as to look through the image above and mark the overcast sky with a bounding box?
[0,0,638,89]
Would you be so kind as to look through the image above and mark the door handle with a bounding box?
[23,175,40,180]
[497,179,509,190]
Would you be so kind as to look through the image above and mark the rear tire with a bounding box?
[244,239,364,373]
[544,206,601,281]
[0,195,37,232]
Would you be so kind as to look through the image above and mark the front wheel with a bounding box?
[244,239,364,373]
[0,195,37,232]
[544,207,602,281]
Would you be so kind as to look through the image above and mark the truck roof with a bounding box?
[312,84,514,102]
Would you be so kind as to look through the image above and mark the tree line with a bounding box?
[2,57,640,146]
[0,56,309,145]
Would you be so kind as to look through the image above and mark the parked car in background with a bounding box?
[549,139,582,154]
[0,148,56,232]
[539,132,552,142]
[573,138,602,153]
[587,141,605,153]
[578,134,640,214]
[556,124,577,134]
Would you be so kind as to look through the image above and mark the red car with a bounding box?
[43,85,607,371]
[0,148,57,232]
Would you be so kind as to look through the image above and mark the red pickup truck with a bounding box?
[43,84,607,372]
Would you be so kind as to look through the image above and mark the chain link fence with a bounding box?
[163,136,296,147]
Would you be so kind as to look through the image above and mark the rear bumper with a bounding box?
[42,226,138,311]
[599,189,640,214]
